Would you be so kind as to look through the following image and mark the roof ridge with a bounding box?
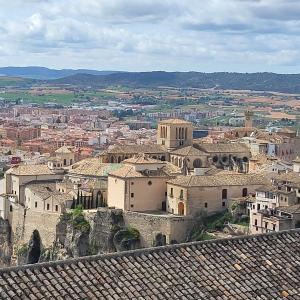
[1,228,299,274]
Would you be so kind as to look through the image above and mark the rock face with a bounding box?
[11,208,143,266]
[54,211,90,259]
[0,217,12,267]
[48,208,138,261]
[88,208,124,254]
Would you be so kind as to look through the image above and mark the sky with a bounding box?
[0,0,300,73]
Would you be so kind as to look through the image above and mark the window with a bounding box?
[47,204,50,210]
[242,188,248,197]
[9,205,12,212]
[222,201,225,207]
[130,204,134,208]
[35,202,37,208]
[193,159,202,168]
[257,204,261,210]
[55,205,58,212]
[148,181,152,186]
[222,189,227,200]
[180,189,183,199]
[131,182,134,185]
[204,202,208,208]
[254,219,257,225]
[265,222,268,229]
[273,224,276,231]
[131,193,134,198]
[170,188,173,197]
[256,227,258,231]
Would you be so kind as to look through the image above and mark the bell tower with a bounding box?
[157,119,193,150]
[244,109,254,128]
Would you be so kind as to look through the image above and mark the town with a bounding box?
[0,0,300,298]
[0,95,299,266]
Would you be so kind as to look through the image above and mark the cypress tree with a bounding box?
[71,196,75,209]
[83,195,86,209]
[95,192,99,208]
[80,191,83,206]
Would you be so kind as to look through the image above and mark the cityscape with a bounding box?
[0,0,300,299]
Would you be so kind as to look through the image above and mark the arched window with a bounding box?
[63,159,67,166]
[117,156,122,163]
[222,189,227,200]
[242,188,248,197]
[193,159,202,168]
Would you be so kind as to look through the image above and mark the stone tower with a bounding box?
[244,109,254,128]
[157,119,193,150]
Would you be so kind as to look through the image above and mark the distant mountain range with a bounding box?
[0,67,121,80]
[53,71,300,94]
[1,67,300,94]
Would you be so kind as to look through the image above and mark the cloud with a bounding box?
[0,0,299,72]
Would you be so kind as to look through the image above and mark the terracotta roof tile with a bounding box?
[0,230,300,299]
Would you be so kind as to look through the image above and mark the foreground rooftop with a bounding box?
[0,229,299,299]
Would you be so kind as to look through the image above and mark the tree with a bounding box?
[82,195,87,210]
[71,197,75,209]
[95,192,99,208]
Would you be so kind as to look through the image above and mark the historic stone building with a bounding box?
[100,118,252,173]
[107,155,181,212]
[167,173,267,216]
[156,119,193,150]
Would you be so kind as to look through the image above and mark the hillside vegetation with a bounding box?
[53,71,300,93]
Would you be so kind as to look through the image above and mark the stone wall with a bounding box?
[124,211,195,247]
[11,204,60,249]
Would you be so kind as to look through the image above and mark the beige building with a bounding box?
[4,164,65,206]
[54,146,75,167]
[65,158,124,204]
[170,146,209,170]
[157,119,193,150]
[99,144,168,163]
[108,156,181,212]
[24,182,73,214]
[167,173,267,216]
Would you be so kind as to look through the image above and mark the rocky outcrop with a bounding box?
[12,208,142,265]
[113,228,141,251]
[44,207,140,261]
[0,217,12,267]
[88,208,124,254]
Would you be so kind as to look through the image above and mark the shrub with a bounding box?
[17,243,28,256]
[69,205,90,232]
[123,226,140,240]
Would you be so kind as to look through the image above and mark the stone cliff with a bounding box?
[16,207,141,265]
[0,217,12,267]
